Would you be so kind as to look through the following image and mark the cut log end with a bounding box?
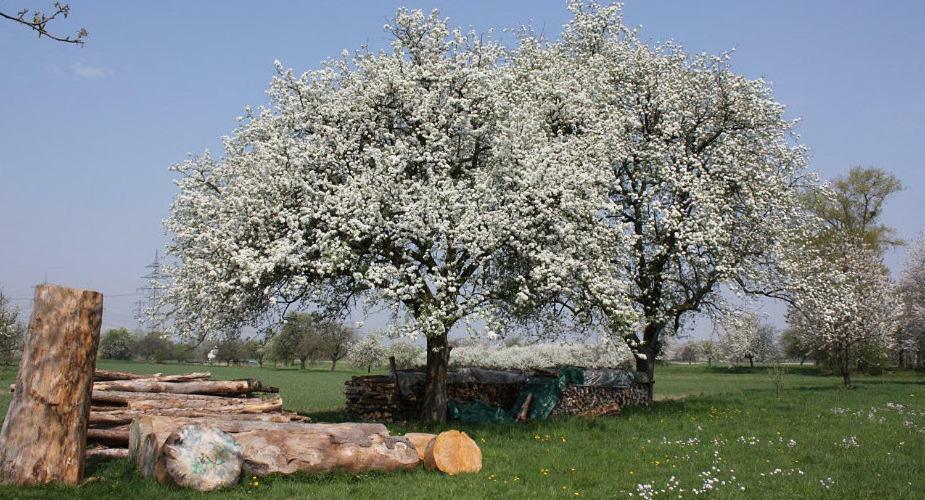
[156,424,243,492]
[423,430,482,475]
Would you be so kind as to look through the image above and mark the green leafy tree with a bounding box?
[134,331,173,363]
[319,324,357,371]
[99,327,136,360]
[271,313,327,369]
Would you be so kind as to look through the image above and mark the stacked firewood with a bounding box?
[550,385,624,417]
[344,375,398,422]
[84,369,307,458]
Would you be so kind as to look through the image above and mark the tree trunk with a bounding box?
[0,284,103,486]
[299,358,306,370]
[634,322,662,401]
[421,331,451,422]
[748,356,754,368]
[330,358,337,371]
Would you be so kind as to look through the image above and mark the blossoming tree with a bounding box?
[898,235,925,368]
[161,9,633,421]
[539,3,811,384]
[788,241,898,386]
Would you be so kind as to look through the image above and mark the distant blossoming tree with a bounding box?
[898,235,925,369]
[161,8,633,421]
[717,313,779,367]
[346,333,388,373]
[788,241,899,386]
[537,2,811,385]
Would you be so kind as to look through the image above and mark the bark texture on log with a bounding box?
[155,425,243,492]
[131,416,419,477]
[93,378,261,396]
[0,284,103,486]
[423,430,482,475]
[404,433,437,461]
[86,447,130,460]
[94,370,211,382]
[90,409,306,427]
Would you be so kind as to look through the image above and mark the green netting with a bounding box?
[448,399,513,423]
[448,366,586,423]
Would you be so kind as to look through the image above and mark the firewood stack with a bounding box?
[550,385,624,417]
[85,369,308,458]
[344,375,399,422]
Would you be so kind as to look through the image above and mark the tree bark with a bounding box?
[0,284,103,485]
[421,331,451,422]
[94,370,211,382]
[131,417,418,478]
[93,378,263,396]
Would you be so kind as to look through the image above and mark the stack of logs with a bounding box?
[82,369,307,459]
[344,375,398,422]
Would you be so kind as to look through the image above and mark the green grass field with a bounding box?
[0,361,922,499]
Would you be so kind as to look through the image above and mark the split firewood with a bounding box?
[155,425,243,492]
[93,378,263,396]
[0,285,103,486]
[132,416,419,477]
[423,430,482,475]
[86,447,129,460]
[404,433,437,461]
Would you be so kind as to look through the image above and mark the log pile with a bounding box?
[345,368,652,423]
[84,369,306,458]
[344,375,399,422]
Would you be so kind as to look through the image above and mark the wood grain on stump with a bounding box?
[423,430,482,475]
[0,284,102,486]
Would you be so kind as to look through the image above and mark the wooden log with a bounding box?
[90,409,306,427]
[515,393,533,422]
[94,370,211,382]
[86,447,130,460]
[87,426,130,447]
[91,390,244,405]
[155,425,243,491]
[404,433,437,461]
[0,284,103,486]
[131,416,418,477]
[127,395,283,413]
[95,369,161,381]
[93,378,262,396]
[423,430,482,475]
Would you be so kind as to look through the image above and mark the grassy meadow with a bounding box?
[0,361,922,499]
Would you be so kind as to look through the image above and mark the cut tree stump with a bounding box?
[404,433,437,461]
[131,416,419,477]
[0,284,103,485]
[155,424,243,492]
[423,430,482,475]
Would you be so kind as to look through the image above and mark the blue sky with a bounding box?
[1,1,923,334]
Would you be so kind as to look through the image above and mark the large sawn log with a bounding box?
[0,285,103,485]
[93,378,263,396]
[131,416,419,477]
[94,370,211,382]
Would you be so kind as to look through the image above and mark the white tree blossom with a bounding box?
[898,234,925,368]
[788,241,899,386]
[346,333,388,372]
[160,8,635,421]
[716,312,779,367]
[446,337,633,371]
[530,2,813,383]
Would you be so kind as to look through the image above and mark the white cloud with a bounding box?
[72,62,113,79]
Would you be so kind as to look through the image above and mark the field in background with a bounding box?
[0,362,922,499]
